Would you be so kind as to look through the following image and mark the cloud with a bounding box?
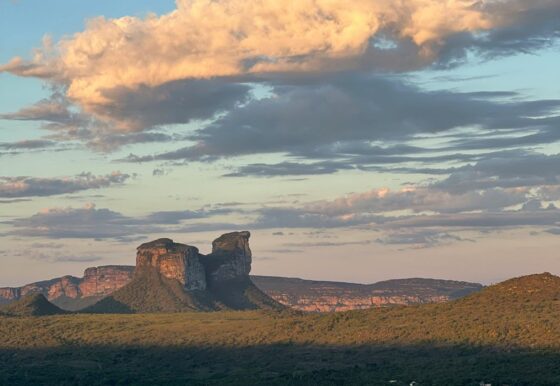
[7,203,150,239]
[125,75,560,162]
[383,207,560,229]
[6,203,237,239]
[0,171,131,198]
[0,0,490,113]
[432,151,560,193]
[0,198,31,204]
[304,186,529,215]
[143,208,232,225]
[375,230,469,248]
[223,161,353,177]
[0,139,57,151]
[2,0,558,134]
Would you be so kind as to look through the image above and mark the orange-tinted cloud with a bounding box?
[0,0,493,130]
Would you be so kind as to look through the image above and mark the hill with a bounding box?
[252,276,482,311]
[84,232,283,313]
[0,272,559,385]
[0,293,66,317]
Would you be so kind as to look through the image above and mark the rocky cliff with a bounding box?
[85,231,281,313]
[251,276,483,312]
[0,233,483,312]
[0,266,133,310]
[136,238,206,290]
[205,231,252,283]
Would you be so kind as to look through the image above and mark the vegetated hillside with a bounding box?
[0,273,559,385]
[252,276,483,311]
[0,293,66,317]
[85,269,281,313]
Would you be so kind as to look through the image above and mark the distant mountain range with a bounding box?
[251,275,483,311]
[0,231,483,313]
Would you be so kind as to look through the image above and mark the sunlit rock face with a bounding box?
[205,231,252,283]
[46,276,80,299]
[0,266,134,305]
[136,238,207,291]
[80,266,135,297]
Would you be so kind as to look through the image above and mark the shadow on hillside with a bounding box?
[0,342,559,386]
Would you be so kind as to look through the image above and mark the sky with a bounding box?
[0,0,559,287]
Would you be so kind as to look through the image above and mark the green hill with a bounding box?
[84,268,283,313]
[0,293,66,317]
[1,272,559,385]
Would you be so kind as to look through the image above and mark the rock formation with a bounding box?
[205,231,252,283]
[0,266,134,310]
[0,232,484,312]
[80,266,135,297]
[136,238,206,290]
[251,276,483,312]
[85,231,282,313]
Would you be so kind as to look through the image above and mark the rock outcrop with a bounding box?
[251,276,483,312]
[136,238,206,291]
[85,232,282,313]
[0,266,134,310]
[205,231,252,283]
[0,232,484,313]
[80,266,135,297]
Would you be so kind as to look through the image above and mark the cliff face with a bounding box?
[205,231,252,283]
[0,266,134,309]
[80,266,135,297]
[251,276,483,312]
[136,238,206,291]
[0,233,483,312]
[85,232,280,313]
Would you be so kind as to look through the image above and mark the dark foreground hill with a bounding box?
[1,272,559,385]
[0,293,65,317]
[84,232,282,313]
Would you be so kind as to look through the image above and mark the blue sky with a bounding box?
[1,0,560,286]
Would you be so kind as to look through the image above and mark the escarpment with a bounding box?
[0,232,483,312]
[84,231,282,313]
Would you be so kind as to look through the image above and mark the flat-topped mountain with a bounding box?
[85,231,282,313]
[252,276,483,312]
[0,266,134,310]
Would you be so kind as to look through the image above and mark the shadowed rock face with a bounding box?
[205,231,252,284]
[136,238,206,291]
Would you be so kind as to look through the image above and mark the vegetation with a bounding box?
[84,269,283,313]
[1,273,560,385]
[0,293,66,317]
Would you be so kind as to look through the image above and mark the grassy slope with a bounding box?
[84,269,284,313]
[1,273,559,385]
[0,293,66,317]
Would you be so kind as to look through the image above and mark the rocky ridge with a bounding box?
[0,232,483,312]
[251,276,483,312]
[0,266,133,310]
